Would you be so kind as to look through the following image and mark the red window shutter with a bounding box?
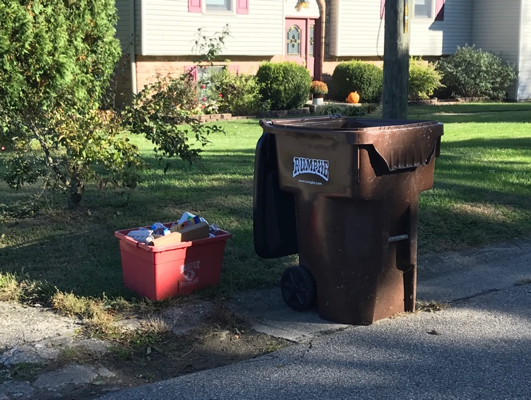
[188,0,201,13]
[380,0,385,19]
[236,0,249,15]
[184,65,198,81]
[435,0,445,21]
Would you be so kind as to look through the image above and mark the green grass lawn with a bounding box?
[412,103,531,250]
[1,103,530,305]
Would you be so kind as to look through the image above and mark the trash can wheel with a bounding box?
[281,266,316,311]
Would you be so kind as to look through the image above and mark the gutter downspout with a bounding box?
[317,0,326,81]
[130,0,138,95]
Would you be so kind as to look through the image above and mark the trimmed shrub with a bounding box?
[208,68,262,115]
[255,62,312,110]
[317,104,367,117]
[437,45,517,100]
[408,57,444,100]
[331,61,383,103]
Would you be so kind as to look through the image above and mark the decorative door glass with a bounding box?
[287,25,301,56]
[309,25,314,56]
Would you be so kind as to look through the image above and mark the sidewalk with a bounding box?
[98,239,531,400]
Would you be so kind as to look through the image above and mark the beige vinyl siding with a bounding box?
[330,0,385,57]
[472,0,521,99]
[410,0,472,56]
[115,0,132,50]
[331,0,471,57]
[115,0,141,54]
[141,0,284,56]
[518,0,531,100]
[135,0,142,54]
[329,0,339,56]
[472,0,520,60]
[330,0,472,57]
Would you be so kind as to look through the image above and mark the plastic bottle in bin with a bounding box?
[151,222,171,236]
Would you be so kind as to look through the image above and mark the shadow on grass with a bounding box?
[442,136,531,150]
[436,137,531,204]
[0,218,293,300]
[408,103,531,124]
[0,150,292,300]
[419,185,531,253]
[419,136,531,252]
[1,116,531,300]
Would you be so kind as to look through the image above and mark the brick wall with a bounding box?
[134,55,283,92]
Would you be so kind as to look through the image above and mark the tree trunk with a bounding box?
[382,0,411,119]
[68,180,84,209]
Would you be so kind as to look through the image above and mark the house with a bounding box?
[114,0,531,103]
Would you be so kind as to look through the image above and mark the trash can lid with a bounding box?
[260,115,444,171]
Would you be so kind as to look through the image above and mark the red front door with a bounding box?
[285,18,316,78]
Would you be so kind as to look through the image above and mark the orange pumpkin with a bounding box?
[346,91,360,104]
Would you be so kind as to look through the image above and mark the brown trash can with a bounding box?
[253,115,443,325]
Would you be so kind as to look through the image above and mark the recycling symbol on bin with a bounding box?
[184,269,196,282]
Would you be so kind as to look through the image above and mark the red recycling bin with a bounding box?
[114,227,231,301]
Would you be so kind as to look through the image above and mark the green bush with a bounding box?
[208,68,262,115]
[255,62,311,110]
[317,104,367,117]
[408,57,444,100]
[437,45,517,100]
[331,61,383,103]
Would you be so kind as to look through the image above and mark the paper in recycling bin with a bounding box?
[126,212,222,246]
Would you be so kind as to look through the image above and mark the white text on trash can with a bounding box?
[180,261,200,287]
[293,157,330,181]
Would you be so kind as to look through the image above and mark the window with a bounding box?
[414,0,433,19]
[189,0,248,14]
[197,65,224,83]
[309,26,314,57]
[286,25,301,56]
[380,0,444,21]
[206,0,232,12]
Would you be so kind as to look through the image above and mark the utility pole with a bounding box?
[382,0,410,119]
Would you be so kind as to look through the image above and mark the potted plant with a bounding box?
[310,80,328,105]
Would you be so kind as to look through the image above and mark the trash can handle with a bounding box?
[297,114,342,122]
[261,114,342,127]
